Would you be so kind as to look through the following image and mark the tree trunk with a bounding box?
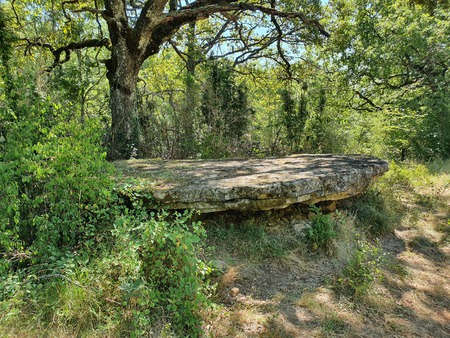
[179,22,198,158]
[105,40,142,161]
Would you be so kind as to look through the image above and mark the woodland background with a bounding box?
[0,0,449,336]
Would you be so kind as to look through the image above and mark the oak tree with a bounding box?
[6,0,328,160]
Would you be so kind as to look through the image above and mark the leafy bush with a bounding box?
[0,102,115,270]
[335,239,385,298]
[305,206,338,255]
[379,162,432,191]
[0,103,212,336]
[1,209,212,337]
[0,103,117,333]
[112,209,212,336]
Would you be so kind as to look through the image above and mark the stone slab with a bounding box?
[114,154,388,213]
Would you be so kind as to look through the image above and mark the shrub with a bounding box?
[378,162,432,191]
[305,206,338,255]
[335,239,385,298]
[111,208,212,336]
[0,103,115,270]
[0,104,120,334]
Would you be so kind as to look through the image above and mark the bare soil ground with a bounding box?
[202,169,450,337]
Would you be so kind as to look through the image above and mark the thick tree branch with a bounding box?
[104,0,133,49]
[135,0,170,32]
[142,1,328,61]
[61,0,328,71]
[21,38,110,72]
[164,2,329,37]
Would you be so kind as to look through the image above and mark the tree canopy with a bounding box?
[2,0,330,159]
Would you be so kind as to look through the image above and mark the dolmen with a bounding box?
[114,154,388,213]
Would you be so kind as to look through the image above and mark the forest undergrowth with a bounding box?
[2,158,448,337]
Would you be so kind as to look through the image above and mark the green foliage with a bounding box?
[198,134,232,159]
[279,85,309,152]
[2,0,450,333]
[426,158,450,175]
[305,206,339,254]
[112,209,212,335]
[410,0,450,14]
[0,98,117,333]
[1,209,212,337]
[0,103,114,267]
[336,239,385,298]
[4,0,450,162]
[379,162,433,191]
[0,7,15,106]
[0,8,11,58]
[0,99,211,336]
[328,0,450,160]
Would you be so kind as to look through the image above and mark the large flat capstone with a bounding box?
[114,154,388,213]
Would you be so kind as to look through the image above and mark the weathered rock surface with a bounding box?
[114,154,388,213]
